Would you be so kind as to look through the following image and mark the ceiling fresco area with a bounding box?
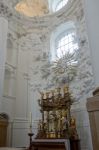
[15,0,49,17]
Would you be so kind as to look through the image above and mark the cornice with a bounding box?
[13,0,78,29]
[0,0,83,35]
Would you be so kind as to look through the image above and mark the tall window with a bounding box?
[50,21,79,63]
[56,30,79,59]
[55,0,69,11]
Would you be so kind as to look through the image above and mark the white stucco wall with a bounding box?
[83,0,99,87]
[1,0,99,149]
[11,0,94,149]
[0,17,8,112]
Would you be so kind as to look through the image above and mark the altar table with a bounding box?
[30,139,70,150]
[30,139,80,150]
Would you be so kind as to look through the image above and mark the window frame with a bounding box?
[55,29,78,59]
[50,21,79,62]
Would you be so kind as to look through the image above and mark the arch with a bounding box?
[50,21,77,61]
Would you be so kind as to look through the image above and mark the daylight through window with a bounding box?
[55,0,69,11]
[56,31,79,59]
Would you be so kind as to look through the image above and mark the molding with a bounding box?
[0,0,81,33]
[13,118,39,123]
[5,62,17,78]
[13,118,28,122]
[3,94,16,100]
[5,62,17,70]
[71,106,87,112]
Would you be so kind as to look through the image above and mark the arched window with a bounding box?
[55,0,69,11]
[50,21,79,63]
[56,30,78,59]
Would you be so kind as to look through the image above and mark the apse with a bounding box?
[0,0,98,149]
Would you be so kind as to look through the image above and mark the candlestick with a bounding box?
[28,133,34,150]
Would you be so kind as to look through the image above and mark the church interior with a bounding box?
[0,0,99,150]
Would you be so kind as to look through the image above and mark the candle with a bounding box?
[29,112,32,133]
[29,112,32,125]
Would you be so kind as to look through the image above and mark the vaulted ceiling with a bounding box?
[0,0,83,35]
[15,0,49,17]
[1,0,49,17]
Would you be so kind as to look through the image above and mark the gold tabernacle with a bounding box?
[36,85,78,139]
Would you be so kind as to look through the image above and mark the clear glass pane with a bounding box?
[69,42,73,49]
[64,44,69,51]
[64,37,68,44]
[74,43,79,50]
[55,0,69,11]
[56,31,79,62]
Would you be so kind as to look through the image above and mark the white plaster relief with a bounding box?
[0,0,95,149]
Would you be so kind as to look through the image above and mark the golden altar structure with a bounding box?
[36,85,78,140]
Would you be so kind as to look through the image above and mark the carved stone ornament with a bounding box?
[0,2,13,18]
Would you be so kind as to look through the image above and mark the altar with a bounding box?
[29,86,80,150]
[30,139,70,150]
[30,139,80,150]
